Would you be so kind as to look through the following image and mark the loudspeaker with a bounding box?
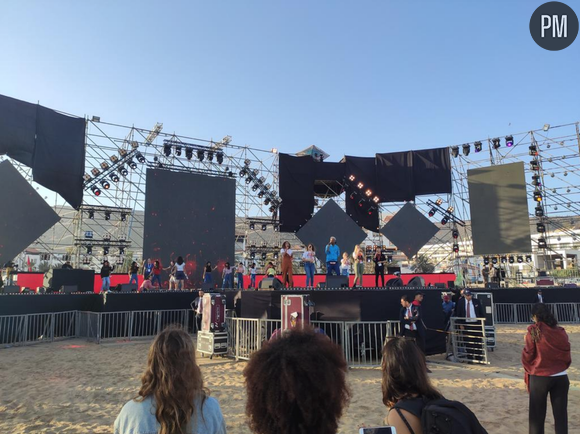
[120,284,137,292]
[260,277,283,290]
[386,278,404,287]
[2,285,20,294]
[36,287,46,294]
[447,281,455,289]
[60,285,78,294]
[44,269,94,292]
[485,283,499,289]
[325,275,349,288]
[202,282,217,291]
[407,276,426,287]
[434,283,446,289]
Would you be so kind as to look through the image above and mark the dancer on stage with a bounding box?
[340,252,351,277]
[302,244,316,288]
[352,245,365,288]
[236,262,245,289]
[142,258,153,280]
[164,260,176,290]
[100,260,114,292]
[174,256,187,290]
[373,246,386,287]
[265,262,276,278]
[222,262,233,289]
[129,261,139,286]
[280,241,294,287]
[151,260,162,288]
[249,263,257,288]
[139,275,154,292]
[203,261,217,284]
[325,236,340,276]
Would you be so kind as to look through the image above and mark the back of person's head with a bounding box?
[244,328,350,434]
[137,326,206,434]
[381,337,442,408]
[532,303,558,327]
[177,256,184,265]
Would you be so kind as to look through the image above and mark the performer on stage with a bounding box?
[249,262,257,289]
[151,260,162,288]
[265,262,276,278]
[203,261,217,284]
[340,252,351,277]
[3,261,16,286]
[61,261,73,270]
[302,244,316,288]
[163,260,176,290]
[174,256,186,290]
[325,236,340,276]
[373,246,386,287]
[222,262,233,289]
[352,245,365,288]
[280,241,294,287]
[236,262,246,289]
[129,261,139,285]
[142,258,153,280]
[139,275,154,292]
[100,260,114,292]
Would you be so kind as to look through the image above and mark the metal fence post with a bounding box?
[128,311,134,341]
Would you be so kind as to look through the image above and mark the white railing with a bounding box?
[494,303,580,324]
[450,317,488,365]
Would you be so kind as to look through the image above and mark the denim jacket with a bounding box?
[114,395,227,434]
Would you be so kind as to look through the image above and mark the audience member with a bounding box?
[114,326,226,434]
[532,289,545,304]
[244,328,350,434]
[522,303,571,434]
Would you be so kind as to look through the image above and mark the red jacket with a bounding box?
[521,322,571,391]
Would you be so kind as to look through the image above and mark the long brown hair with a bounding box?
[137,326,207,434]
[381,337,442,408]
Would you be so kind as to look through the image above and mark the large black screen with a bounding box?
[143,169,235,288]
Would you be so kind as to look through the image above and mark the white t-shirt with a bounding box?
[175,263,186,272]
[250,267,257,275]
[302,251,315,262]
[281,248,293,256]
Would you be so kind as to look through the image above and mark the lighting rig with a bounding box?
[247,217,280,231]
[240,159,282,214]
[426,198,465,227]
[344,175,380,215]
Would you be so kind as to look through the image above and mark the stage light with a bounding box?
[91,168,101,177]
[182,147,192,160]
[349,191,358,200]
[102,246,109,255]
[207,151,214,162]
[507,256,514,264]
[86,246,93,255]
[483,256,490,265]
[163,144,171,157]
[451,146,459,158]
[244,159,251,166]
[91,186,101,196]
[505,135,514,147]
[100,179,110,190]
[197,150,205,161]
[535,206,544,217]
[261,252,267,260]
[367,205,377,215]
[530,159,540,170]
[365,189,372,197]
[119,166,129,177]
[258,191,264,198]
[136,152,146,163]
[474,141,483,153]
[462,144,470,156]
[100,161,110,170]
[441,216,449,225]
[348,174,356,182]
[252,184,259,192]
[119,247,125,255]
[175,146,182,156]
[453,244,459,253]
[428,207,437,217]
[358,199,366,208]
[264,198,271,205]
[492,257,498,265]
[517,256,523,263]
[121,213,127,222]
[261,224,267,231]
[436,198,443,205]
[250,252,256,259]
[216,151,224,164]
[492,138,501,149]
[533,191,543,202]
[536,223,545,233]
[273,224,279,232]
[357,182,364,190]
[529,144,538,156]
[372,196,380,203]
[269,205,276,213]
[110,173,120,183]
[452,229,459,239]
[532,175,541,187]
[128,159,137,170]
[103,211,111,221]
[83,174,92,183]
[538,238,547,249]
[447,206,454,213]
[543,124,550,131]
[526,255,533,263]
[273,252,279,260]
[500,255,507,263]
[88,210,95,219]
[239,168,247,177]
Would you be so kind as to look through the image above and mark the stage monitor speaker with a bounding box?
[485,283,499,289]
[434,283,446,289]
[2,285,20,294]
[45,269,94,292]
[325,275,349,288]
[387,266,402,275]
[60,285,78,294]
[201,282,217,291]
[386,277,404,287]
[406,276,426,287]
[259,277,283,290]
[447,281,455,289]
[120,284,137,292]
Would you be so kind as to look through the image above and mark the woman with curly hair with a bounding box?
[522,303,571,434]
[243,328,350,434]
[114,326,226,434]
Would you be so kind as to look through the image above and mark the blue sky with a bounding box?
[1,1,579,161]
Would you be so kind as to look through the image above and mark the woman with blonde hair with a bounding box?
[114,326,226,434]
[352,245,365,288]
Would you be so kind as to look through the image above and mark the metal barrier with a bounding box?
[344,321,400,367]
[0,311,78,346]
[229,317,260,360]
[449,317,488,365]
[494,303,580,324]
[98,310,189,343]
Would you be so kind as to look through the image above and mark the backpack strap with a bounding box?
[394,407,416,434]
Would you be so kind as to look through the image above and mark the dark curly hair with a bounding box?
[381,337,442,408]
[532,303,557,327]
[243,328,351,434]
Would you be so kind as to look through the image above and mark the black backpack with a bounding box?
[421,399,488,434]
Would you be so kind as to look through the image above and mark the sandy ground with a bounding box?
[0,325,579,434]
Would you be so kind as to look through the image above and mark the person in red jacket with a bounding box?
[522,303,571,434]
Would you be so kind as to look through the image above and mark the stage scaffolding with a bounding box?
[5,117,580,280]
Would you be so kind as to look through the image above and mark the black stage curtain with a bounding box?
[279,153,315,232]
[375,151,414,202]
[0,94,86,209]
[313,161,345,197]
[413,148,452,196]
[344,156,380,232]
